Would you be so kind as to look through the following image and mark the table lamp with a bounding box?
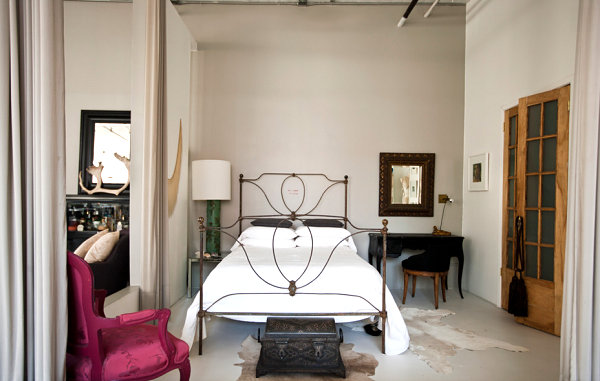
[192,160,231,254]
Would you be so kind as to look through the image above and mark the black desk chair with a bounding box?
[402,246,451,309]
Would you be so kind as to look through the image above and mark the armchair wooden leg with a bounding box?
[403,271,408,304]
[411,274,416,298]
[179,359,191,381]
[433,273,439,309]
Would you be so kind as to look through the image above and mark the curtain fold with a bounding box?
[0,3,25,380]
[0,0,66,380]
[560,0,600,380]
[140,0,167,310]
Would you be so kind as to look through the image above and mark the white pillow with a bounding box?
[84,231,120,263]
[231,226,298,251]
[295,236,350,248]
[295,226,351,239]
[235,238,297,249]
[295,226,357,251]
[239,226,297,241]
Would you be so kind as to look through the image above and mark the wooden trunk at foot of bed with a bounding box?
[256,317,345,378]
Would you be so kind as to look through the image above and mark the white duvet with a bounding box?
[180,244,410,355]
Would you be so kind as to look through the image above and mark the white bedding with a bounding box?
[180,244,410,355]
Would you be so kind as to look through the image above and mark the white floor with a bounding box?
[157,288,559,381]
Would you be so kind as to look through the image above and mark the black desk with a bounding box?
[368,233,465,298]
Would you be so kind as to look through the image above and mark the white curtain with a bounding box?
[0,1,66,380]
[140,0,167,310]
[560,1,600,380]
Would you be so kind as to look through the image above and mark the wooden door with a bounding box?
[501,85,569,335]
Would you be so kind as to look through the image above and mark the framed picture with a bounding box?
[468,153,489,191]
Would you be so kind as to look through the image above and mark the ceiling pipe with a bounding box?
[397,0,419,27]
[168,0,465,5]
[423,0,438,17]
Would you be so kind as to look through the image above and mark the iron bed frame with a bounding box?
[195,173,389,355]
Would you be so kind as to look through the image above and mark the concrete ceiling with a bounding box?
[171,0,467,4]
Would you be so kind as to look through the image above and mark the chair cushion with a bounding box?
[101,324,189,380]
[402,252,450,272]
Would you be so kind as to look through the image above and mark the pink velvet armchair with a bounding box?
[66,251,191,381]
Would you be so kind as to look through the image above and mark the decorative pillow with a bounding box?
[302,219,344,228]
[239,226,297,241]
[73,229,109,258]
[84,231,120,263]
[250,218,293,228]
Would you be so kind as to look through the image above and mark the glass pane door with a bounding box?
[523,101,558,281]
[505,112,518,270]
[501,85,569,336]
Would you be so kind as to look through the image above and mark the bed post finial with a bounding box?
[198,217,205,231]
[239,174,244,181]
[382,219,388,235]
[344,175,348,183]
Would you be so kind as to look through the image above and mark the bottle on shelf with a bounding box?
[67,212,78,232]
[98,217,107,231]
[77,218,85,232]
[92,210,100,230]
[85,209,93,231]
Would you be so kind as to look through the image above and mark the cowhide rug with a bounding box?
[235,335,378,381]
[401,307,529,374]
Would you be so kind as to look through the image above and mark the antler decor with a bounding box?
[78,153,130,196]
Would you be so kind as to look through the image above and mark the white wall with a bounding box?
[164,2,196,306]
[462,0,578,304]
[64,2,132,195]
[179,5,466,289]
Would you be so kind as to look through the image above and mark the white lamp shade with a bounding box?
[192,160,231,201]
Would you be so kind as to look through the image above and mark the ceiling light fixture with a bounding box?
[397,0,419,27]
[423,0,439,18]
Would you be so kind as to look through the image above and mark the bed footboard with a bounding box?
[194,173,391,356]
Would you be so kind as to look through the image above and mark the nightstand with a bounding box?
[187,251,230,297]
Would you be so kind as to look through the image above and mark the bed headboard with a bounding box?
[237,172,349,235]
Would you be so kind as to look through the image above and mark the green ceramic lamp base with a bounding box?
[206,199,221,254]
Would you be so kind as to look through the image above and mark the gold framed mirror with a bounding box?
[378,152,435,216]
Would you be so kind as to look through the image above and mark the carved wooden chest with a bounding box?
[256,318,345,378]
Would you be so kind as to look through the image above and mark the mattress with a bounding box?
[180,244,410,355]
